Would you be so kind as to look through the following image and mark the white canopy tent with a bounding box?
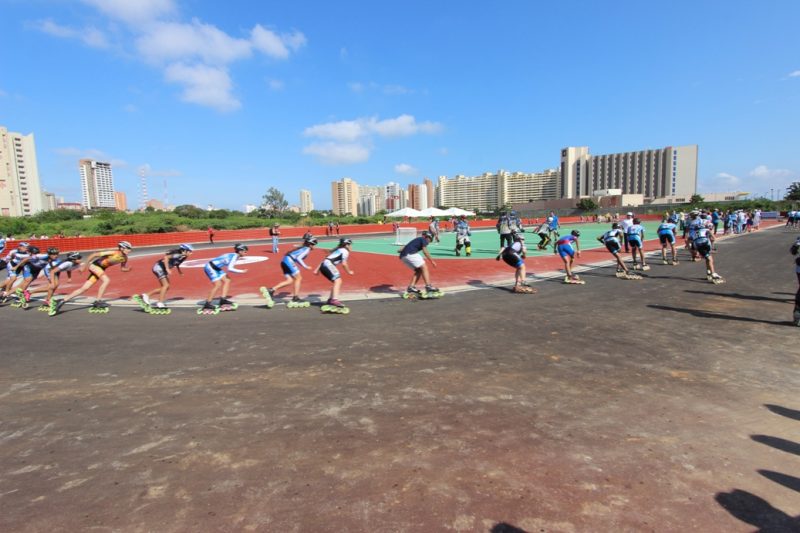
[418,207,450,217]
[385,207,424,218]
[444,207,476,216]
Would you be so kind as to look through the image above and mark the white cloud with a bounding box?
[394,163,418,176]
[164,62,240,112]
[251,26,306,59]
[789,70,800,78]
[136,20,252,65]
[123,103,138,113]
[55,147,127,167]
[303,142,370,165]
[348,82,364,93]
[304,114,443,142]
[139,163,182,178]
[80,0,177,24]
[749,165,792,179]
[438,147,449,156]
[383,84,412,95]
[0,88,6,97]
[267,79,284,91]
[303,114,442,166]
[32,19,109,48]
[33,2,305,112]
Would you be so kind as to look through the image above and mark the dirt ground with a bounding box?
[1,227,799,532]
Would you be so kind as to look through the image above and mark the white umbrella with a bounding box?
[418,207,450,217]
[444,207,476,216]
[386,207,424,217]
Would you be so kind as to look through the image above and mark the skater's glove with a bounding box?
[495,255,501,261]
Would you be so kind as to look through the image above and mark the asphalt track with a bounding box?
[1,226,799,532]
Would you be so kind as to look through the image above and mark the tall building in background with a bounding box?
[42,191,57,211]
[79,159,116,209]
[408,183,428,210]
[0,126,44,216]
[561,145,698,199]
[357,185,385,216]
[385,182,404,211]
[114,191,128,212]
[299,189,314,213]
[423,178,434,208]
[331,177,359,216]
[436,169,558,211]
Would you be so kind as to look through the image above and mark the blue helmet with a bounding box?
[179,243,194,252]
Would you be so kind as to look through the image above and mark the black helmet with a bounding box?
[571,230,581,237]
[611,222,619,229]
[421,230,434,240]
[305,237,319,246]
[633,217,641,225]
[339,238,352,246]
[30,246,40,255]
[67,252,82,261]
[47,247,59,255]
[234,243,248,253]
[118,240,132,250]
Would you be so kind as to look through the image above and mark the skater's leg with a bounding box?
[291,274,302,298]
[418,265,431,286]
[219,277,231,300]
[330,277,342,301]
[94,274,111,301]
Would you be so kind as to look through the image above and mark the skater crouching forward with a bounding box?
[399,230,438,296]
[199,243,248,313]
[314,238,354,308]
[50,241,132,315]
[556,230,582,281]
[497,231,534,292]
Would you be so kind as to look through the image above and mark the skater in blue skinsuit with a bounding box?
[199,243,248,313]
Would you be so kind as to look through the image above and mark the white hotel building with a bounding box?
[560,145,698,200]
[79,159,116,209]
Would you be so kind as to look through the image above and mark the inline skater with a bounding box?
[0,241,30,303]
[454,215,472,256]
[557,230,583,283]
[11,246,57,307]
[262,236,318,308]
[315,238,355,313]
[31,251,82,309]
[656,217,678,265]
[50,241,132,315]
[197,243,248,314]
[399,230,440,298]
[497,231,534,293]
[693,224,724,284]
[626,217,649,270]
[134,244,194,314]
[535,220,551,250]
[598,223,638,279]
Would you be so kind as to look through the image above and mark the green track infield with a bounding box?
[317,221,664,259]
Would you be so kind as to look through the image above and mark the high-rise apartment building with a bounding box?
[331,177,359,216]
[0,126,44,216]
[114,191,128,212]
[423,178,434,209]
[357,185,385,216]
[79,159,116,209]
[42,191,58,211]
[561,145,698,199]
[299,189,314,213]
[436,169,559,211]
[408,183,429,210]
[385,182,406,211]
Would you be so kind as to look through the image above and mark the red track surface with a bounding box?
[44,222,777,303]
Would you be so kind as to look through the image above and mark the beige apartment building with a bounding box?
[114,191,128,211]
[0,126,44,216]
[436,169,559,211]
[299,189,314,213]
[560,145,698,200]
[331,177,359,216]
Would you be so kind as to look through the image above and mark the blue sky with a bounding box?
[1,0,799,209]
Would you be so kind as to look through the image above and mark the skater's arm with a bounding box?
[342,260,354,275]
[422,246,437,267]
